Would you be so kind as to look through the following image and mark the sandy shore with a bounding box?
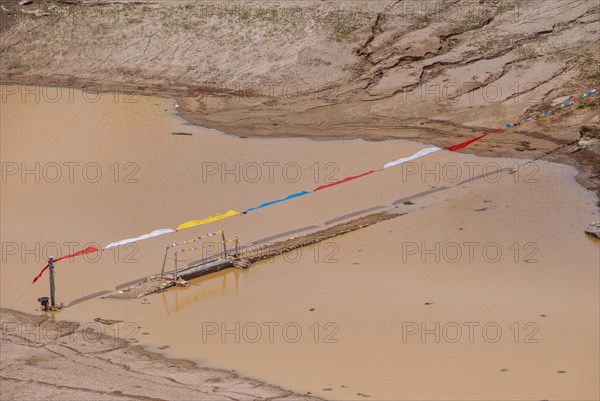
[2,73,598,198]
[1,0,599,195]
[0,308,322,401]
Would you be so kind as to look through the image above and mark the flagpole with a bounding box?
[48,257,56,308]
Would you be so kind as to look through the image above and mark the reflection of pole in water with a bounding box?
[222,273,226,295]
[175,283,181,313]
[162,270,244,314]
[160,291,170,316]
[222,271,240,295]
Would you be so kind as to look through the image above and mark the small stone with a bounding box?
[309,308,315,311]
[557,370,567,373]
[580,115,600,140]
[585,222,600,239]
[403,201,415,205]
[569,146,583,154]
[424,302,433,305]
[94,318,123,325]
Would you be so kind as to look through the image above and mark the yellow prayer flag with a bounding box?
[176,210,239,231]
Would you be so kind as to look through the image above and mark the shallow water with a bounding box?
[1,85,598,400]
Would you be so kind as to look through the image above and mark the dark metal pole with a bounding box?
[48,257,56,308]
[234,237,239,258]
[221,231,226,258]
[174,252,179,282]
[161,246,169,276]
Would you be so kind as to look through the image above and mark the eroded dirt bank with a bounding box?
[0,308,322,401]
[1,0,599,195]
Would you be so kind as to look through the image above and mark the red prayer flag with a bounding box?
[31,247,100,284]
[445,129,501,152]
[313,171,376,192]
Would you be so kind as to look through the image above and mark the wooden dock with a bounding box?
[102,212,401,300]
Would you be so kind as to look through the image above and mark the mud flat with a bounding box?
[1,85,598,400]
[0,308,322,401]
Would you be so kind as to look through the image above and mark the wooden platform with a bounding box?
[101,212,402,300]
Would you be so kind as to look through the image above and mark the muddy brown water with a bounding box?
[1,85,598,400]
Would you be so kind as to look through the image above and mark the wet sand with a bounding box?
[0,308,321,401]
[1,85,599,400]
